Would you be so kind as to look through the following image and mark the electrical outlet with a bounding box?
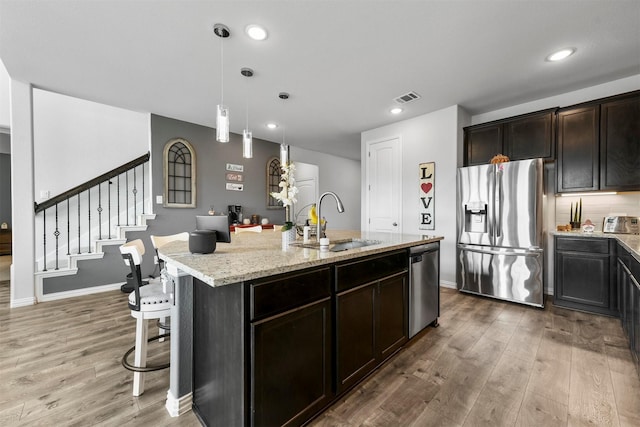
[40,190,50,199]
[156,195,163,204]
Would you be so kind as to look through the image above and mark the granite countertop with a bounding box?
[159,229,443,287]
[552,230,640,262]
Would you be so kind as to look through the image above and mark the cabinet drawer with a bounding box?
[555,237,610,254]
[335,250,407,292]
[250,267,331,321]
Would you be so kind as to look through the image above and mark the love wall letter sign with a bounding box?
[419,162,435,230]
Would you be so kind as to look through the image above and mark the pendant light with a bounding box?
[241,67,254,158]
[214,23,230,143]
[279,92,290,165]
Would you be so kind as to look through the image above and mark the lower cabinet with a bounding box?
[192,249,412,427]
[617,243,640,376]
[251,298,333,427]
[335,251,408,394]
[554,236,617,316]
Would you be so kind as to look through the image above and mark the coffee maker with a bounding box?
[228,205,243,225]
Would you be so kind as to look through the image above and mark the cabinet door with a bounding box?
[555,250,610,311]
[251,298,333,427]
[600,93,640,191]
[556,106,600,192]
[464,124,502,166]
[504,110,555,161]
[336,284,377,394]
[377,273,408,360]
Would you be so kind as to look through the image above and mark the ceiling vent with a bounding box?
[394,91,421,104]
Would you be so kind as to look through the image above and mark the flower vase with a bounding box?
[282,227,296,250]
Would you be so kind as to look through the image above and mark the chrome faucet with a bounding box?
[316,191,345,239]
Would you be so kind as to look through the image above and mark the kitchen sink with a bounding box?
[290,238,382,252]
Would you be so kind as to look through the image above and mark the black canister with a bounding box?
[189,230,217,254]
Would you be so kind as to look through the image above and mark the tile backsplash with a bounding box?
[555,192,640,230]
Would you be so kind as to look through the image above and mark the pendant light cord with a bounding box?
[220,35,224,106]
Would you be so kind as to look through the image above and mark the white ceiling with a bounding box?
[1,1,639,160]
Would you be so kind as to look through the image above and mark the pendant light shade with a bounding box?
[243,130,253,158]
[241,67,254,158]
[216,105,229,143]
[279,92,290,165]
[214,23,230,143]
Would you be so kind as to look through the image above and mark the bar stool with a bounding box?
[119,239,171,397]
[150,232,189,271]
[235,225,263,234]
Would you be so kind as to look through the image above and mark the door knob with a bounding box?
[393,222,398,226]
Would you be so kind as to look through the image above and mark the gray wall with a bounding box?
[149,114,284,234]
[44,115,284,292]
[0,133,11,227]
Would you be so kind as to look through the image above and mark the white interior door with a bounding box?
[366,137,401,233]
[293,162,319,224]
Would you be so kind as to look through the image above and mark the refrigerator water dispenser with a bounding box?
[464,203,487,233]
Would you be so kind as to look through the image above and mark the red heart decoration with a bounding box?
[421,183,433,194]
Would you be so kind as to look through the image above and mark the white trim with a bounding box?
[37,281,124,303]
[166,390,193,417]
[10,296,37,308]
[440,280,457,289]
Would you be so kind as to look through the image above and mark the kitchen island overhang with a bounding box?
[158,230,443,425]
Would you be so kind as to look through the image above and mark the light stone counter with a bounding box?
[159,229,443,287]
[552,230,640,262]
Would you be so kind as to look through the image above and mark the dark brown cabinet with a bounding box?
[251,298,332,427]
[600,93,640,191]
[554,236,617,316]
[192,248,419,427]
[335,251,408,394]
[556,106,600,192]
[556,90,640,193]
[617,243,640,376]
[0,229,11,255]
[463,108,556,166]
[249,267,333,427]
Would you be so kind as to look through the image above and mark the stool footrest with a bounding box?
[122,333,170,373]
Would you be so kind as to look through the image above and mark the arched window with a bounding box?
[266,157,282,209]
[163,138,196,208]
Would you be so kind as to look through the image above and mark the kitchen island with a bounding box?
[158,229,443,426]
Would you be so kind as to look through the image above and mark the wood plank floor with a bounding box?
[1,272,639,426]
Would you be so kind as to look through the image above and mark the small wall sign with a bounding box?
[226,183,244,191]
[419,162,435,230]
[225,172,244,182]
[226,163,244,172]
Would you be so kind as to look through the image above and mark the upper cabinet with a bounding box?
[556,105,600,192]
[600,92,640,191]
[557,90,640,193]
[464,108,556,166]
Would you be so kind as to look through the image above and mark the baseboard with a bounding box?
[166,390,193,417]
[38,282,125,302]
[10,296,37,308]
[440,280,457,289]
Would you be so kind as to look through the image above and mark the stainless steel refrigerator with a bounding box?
[456,158,544,307]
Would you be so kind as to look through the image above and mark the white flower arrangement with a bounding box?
[270,162,298,208]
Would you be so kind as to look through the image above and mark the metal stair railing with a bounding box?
[34,152,150,272]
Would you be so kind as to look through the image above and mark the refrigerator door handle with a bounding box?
[495,169,502,238]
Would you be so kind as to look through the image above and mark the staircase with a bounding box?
[33,153,153,302]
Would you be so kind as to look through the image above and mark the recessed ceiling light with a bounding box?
[266,122,278,129]
[390,107,403,115]
[546,48,576,62]
[246,24,268,41]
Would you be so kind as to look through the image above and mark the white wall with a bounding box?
[290,146,361,231]
[472,74,640,124]
[0,59,10,130]
[33,89,150,199]
[361,105,470,285]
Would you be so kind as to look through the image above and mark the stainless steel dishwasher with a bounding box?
[409,242,440,338]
